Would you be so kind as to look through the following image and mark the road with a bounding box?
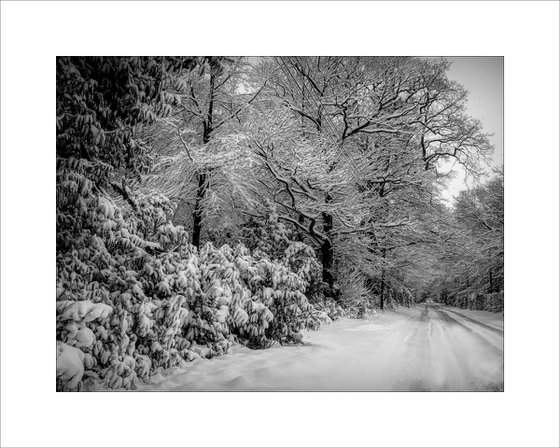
[139,301,504,391]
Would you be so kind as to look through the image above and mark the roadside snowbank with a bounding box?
[137,304,504,391]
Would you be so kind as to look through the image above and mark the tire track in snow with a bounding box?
[433,308,503,391]
[441,307,503,334]
[432,307,503,358]
[395,305,432,391]
[428,311,471,390]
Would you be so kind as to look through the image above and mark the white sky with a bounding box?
[440,56,504,203]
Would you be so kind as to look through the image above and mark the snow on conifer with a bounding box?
[56,158,325,390]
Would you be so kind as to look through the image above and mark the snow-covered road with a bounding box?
[139,301,504,391]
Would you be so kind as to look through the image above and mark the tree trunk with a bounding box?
[321,238,334,290]
[379,272,385,310]
[191,68,215,249]
[296,213,306,242]
[379,248,387,310]
[192,172,206,249]
[489,268,494,294]
[321,208,335,298]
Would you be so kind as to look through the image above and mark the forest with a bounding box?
[56,56,504,391]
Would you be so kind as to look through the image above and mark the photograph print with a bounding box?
[56,56,504,392]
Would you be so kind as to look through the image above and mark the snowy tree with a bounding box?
[242,57,492,304]
[438,169,504,297]
[143,57,267,248]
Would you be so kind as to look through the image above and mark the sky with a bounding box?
[440,56,504,203]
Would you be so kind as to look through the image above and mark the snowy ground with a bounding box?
[138,301,503,391]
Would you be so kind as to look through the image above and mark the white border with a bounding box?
[1,1,559,447]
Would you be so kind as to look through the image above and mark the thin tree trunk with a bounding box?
[380,248,386,310]
[296,213,306,242]
[191,67,215,249]
[321,205,335,298]
[192,172,206,249]
[380,271,385,310]
[321,237,334,289]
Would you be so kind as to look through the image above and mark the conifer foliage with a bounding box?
[57,155,326,390]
